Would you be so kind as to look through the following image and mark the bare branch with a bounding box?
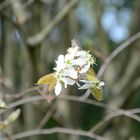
[36,108,55,129]
[0,0,34,10]
[5,94,111,112]
[90,109,140,132]
[27,0,80,46]
[91,111,122,132]
[1,93,140,126]
[128,108,140,114]
[2,85,46,99]
[10,127,106,140]
[97,32,140,78]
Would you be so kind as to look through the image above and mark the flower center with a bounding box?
[66,60,71,65]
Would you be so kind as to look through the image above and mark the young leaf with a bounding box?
[90,87,103,101]
[85,68,103,101]
[0,99,8,109]
[85,67,97,81]
[6,109,21,124]
[37,73,56,91]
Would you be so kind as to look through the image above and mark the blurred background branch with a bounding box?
[0,0,140,140]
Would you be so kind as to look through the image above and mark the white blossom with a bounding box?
[79,63,90,74]
[63,67,78,79]
[53,40,97,96]
[55,68,76,95]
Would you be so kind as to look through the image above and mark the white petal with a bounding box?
[79,63,90,73]
[62,77,75,86]
[80,79,98,84]
[72,58,86,66]
[99,81,105,87]
[55,82,62,96]
[80,80,91,83]
[79,83,92,89]
[65,53,74,61]
[76,82,80,87]
[57,55,64,63]
[73,46,79,52]
[63,68,78,79]
[64,82,67,88]
[55,55,65,71]
[70,69,78,79]
[76,51,86,57]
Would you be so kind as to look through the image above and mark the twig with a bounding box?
[128,108,140,114]
[0,0,33,10]
[90,111,122,132]
[5,95,109,113]
[10,127,106,140]
[3,92,140,116]
[2,90,140,134]
[36,108,55,129]
[1,94,140,125]
[97,32,140,78]
[0,95,44,115]
[90,109,140,132]
[2,85,46,99]
[0,94,107,115]
[27,0,80,46]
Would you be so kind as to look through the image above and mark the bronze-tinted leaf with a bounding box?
[86,68,103,101]
[85,67,97,81]
[90,87,103,101]
[37,73,57,91]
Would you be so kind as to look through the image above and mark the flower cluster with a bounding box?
[53,40,104,96]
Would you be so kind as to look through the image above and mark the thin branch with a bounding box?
[90,109,140,132]
[0,0,34,10]
[1,94,140,125]
[0,94,106,115]
[36,108,55,129]
[97,32,140,78]
[5,95,109,113]
[90,111,122,132]
[2,85,46,99]
[26,0,80,46]
[10,127,106,140]
[128,108,140,114]
[2,91,140,116]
